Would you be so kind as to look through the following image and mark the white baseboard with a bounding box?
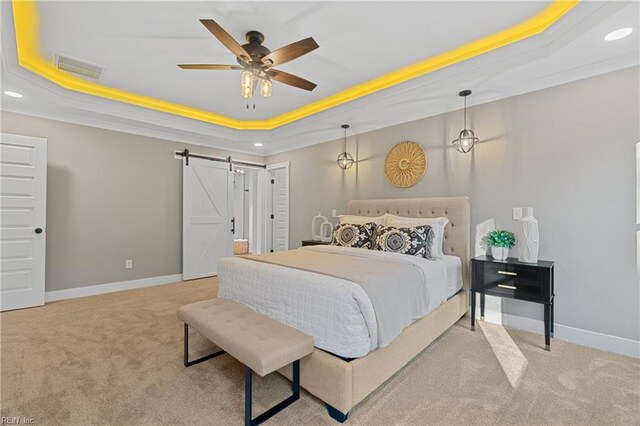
[474,300,640,358]
[45,274,183,302]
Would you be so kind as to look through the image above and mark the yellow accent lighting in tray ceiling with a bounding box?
[12,0,579,130]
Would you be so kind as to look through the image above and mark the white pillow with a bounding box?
[338,214,386,226]
[385,215,449,258]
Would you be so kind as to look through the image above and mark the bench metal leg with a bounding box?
[183,323,225,367]
[325,404,349,423]
[245,360,301,426]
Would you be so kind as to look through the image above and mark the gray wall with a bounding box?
[1,111,264,291]
[268,66,640,341]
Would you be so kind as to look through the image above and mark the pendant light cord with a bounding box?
[340,124,350,155]
[344,126,347,152]
[463,95,467,130]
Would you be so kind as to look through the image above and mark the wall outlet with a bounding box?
[332,209,338,218]
[125,259,133,269]
[512,207,523,221]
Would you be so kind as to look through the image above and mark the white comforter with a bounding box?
[218,245,460,358]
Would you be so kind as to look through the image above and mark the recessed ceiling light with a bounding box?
[604,27,633,41]
[3,91,23,98]
[254,143,263,147]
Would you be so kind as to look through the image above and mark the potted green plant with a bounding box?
[486,229,516,261]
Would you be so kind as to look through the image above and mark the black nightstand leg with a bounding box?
[550,301,554,337]
[480,292,485,321]
[544,304,551,351]
[470,290,476,331]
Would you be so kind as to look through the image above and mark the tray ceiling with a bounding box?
[13,0,576,129]
[2,1,638,154]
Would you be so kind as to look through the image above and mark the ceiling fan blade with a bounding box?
[199,19,251,61]
[178,64,242,70]
[268,69,317,91]
[261,37,319,67]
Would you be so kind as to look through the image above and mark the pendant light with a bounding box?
[451,90,479,154]
[337,124,354,170]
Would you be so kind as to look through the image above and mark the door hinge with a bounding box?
[270,214,275,219]
[270,179,275,184]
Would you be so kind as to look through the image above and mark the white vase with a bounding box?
[311,212,327,240]
[491,247,509,261]
[319,221,334,242]
[517,207,539,263]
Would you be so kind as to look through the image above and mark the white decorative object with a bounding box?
[311,212,334,242]
[491,247,509,261]
[517,207,539,263]
[319,221,334,242]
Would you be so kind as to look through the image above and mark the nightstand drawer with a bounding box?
[477,262,545,302]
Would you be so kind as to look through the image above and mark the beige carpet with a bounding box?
[1,279,638,425]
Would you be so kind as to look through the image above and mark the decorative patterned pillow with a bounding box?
[331,222,378,249]
[386,215,448,258]
[373,225,435,259]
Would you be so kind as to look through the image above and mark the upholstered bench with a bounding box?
[177,298,314,426]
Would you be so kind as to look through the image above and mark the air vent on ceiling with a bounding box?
[54,53,105,80]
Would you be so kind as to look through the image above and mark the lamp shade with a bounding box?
[260,79,272,97]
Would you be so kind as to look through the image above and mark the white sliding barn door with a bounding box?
[183,158,233,280]
[0,133,47,311]
[267,162,289,252]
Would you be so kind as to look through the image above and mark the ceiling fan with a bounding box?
[178,19,319,100]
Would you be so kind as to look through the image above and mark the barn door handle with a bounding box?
[231,218,235,234]
[35,228,43,234]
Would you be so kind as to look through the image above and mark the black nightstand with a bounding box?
[301,240,331,247]
[471,256,555,350]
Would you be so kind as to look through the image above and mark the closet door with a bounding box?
[267,162,289,252]
[183,158,233,280]
[0,134,47,311]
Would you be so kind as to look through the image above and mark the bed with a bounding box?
[218,197,470,420]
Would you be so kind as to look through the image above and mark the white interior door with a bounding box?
[254,169,269,254]
[0,133,47,311]
[268,162,290,252]
[183,158,233,280]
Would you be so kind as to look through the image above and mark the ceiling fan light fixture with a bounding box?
[180,19,318,101]
[240,70,254,98]
[260,78,272,97]
[241,70,252,88]
[241,85,253,98]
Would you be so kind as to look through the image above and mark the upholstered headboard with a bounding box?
[348,197,471,291]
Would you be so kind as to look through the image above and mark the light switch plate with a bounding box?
[512,207,523,221]
[125,259,133,269]
[332,209,338,218]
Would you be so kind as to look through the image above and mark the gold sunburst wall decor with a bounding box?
[384,141,427,188]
